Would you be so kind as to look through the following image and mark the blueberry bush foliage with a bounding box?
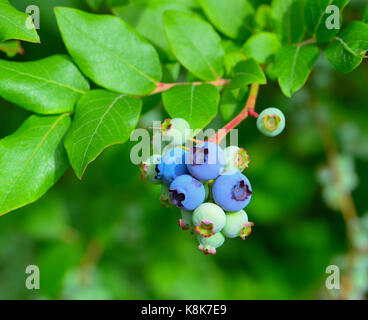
[0,0,368,299]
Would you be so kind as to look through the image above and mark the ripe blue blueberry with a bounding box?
[139,154,162,184]
[179,210,193,231]
[169,174,205,211]
[192,203,226,237]
[197,232,225,255]
[222,210,254,239]
[161,118,191,145]
[212,171,252,212]
[257,107,285,137]
[156,147,189,186]
[224,146,250,172]
[186,142,226,181]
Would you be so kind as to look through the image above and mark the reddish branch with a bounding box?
[151,78,230,95]
[208,84,260,144]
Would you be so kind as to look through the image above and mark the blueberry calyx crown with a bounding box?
[198,244,216,255]
[160,118,173,135]
[232,180,252,201]
[240,222,254,240]
[235,148,250,171]
[195,220,214,238]
[169,189,185,208]
[263,114,281,132]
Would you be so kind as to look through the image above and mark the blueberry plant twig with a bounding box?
[208,83,260,144]
[309,98,358,299]
[297,37,317,47]
[150,78,230,95]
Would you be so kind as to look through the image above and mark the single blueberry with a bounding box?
[169,174,205,211]
[212,171,252,212]
[197,232,225,255]
[192,203,226,237]
[156,147,189,186]
[186,142,226,181]
[222,210,254,239]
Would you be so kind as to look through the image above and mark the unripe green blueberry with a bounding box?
[197,232,225,255]
[179,210,193,231]
[257,108,285,137]
[139,154,161,184]
[224,146,250,172]
[222,210,254,239]
[161,118,190,145]
[193,203,226,237]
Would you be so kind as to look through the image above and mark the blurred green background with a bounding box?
[0,0,367,300]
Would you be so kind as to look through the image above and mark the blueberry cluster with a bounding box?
[140,118,257,255]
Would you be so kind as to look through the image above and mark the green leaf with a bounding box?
[164,10,224,81]
[112,0,190,61]
[0,55,89,114]
[199,0,254,39]
[230,59,266,89]
[305,0,349,43]
[219,87,248,121]
[272,0,306,45]
[0,0,40,43]
[55,7,162,95]
[255,4,273,31]
[324,21,368,73]
[85,0,103,11]
[274,45,319,97]
[64,90,142,179]
[242,32,281,64]
[0,40,23,57]
[0,114,71,216]
[222,40,245,75]
[162,84,220,130]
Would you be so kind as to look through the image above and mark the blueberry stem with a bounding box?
[150,78,230,95]
[208,84,260,144]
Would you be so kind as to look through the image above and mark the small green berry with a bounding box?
[161,118,190,145]
[224,146,250,172]
[222,210,254,239]
[257,107,285,137]
[193,203,226,237]
[197,232,225,255]
[139,154,161,184]
[179,210,193,231]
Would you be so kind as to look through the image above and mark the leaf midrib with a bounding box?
[168,16,220,79]
[79,94,126,177]
[0,63,86,94]
[58,10,158,85]
[0,113,69,212]
[0,3,38,41]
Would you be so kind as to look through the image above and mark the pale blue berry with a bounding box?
[169,174,205,211]
[212,171,252,212]
[186,142,226,181]
[156,147,189,186]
